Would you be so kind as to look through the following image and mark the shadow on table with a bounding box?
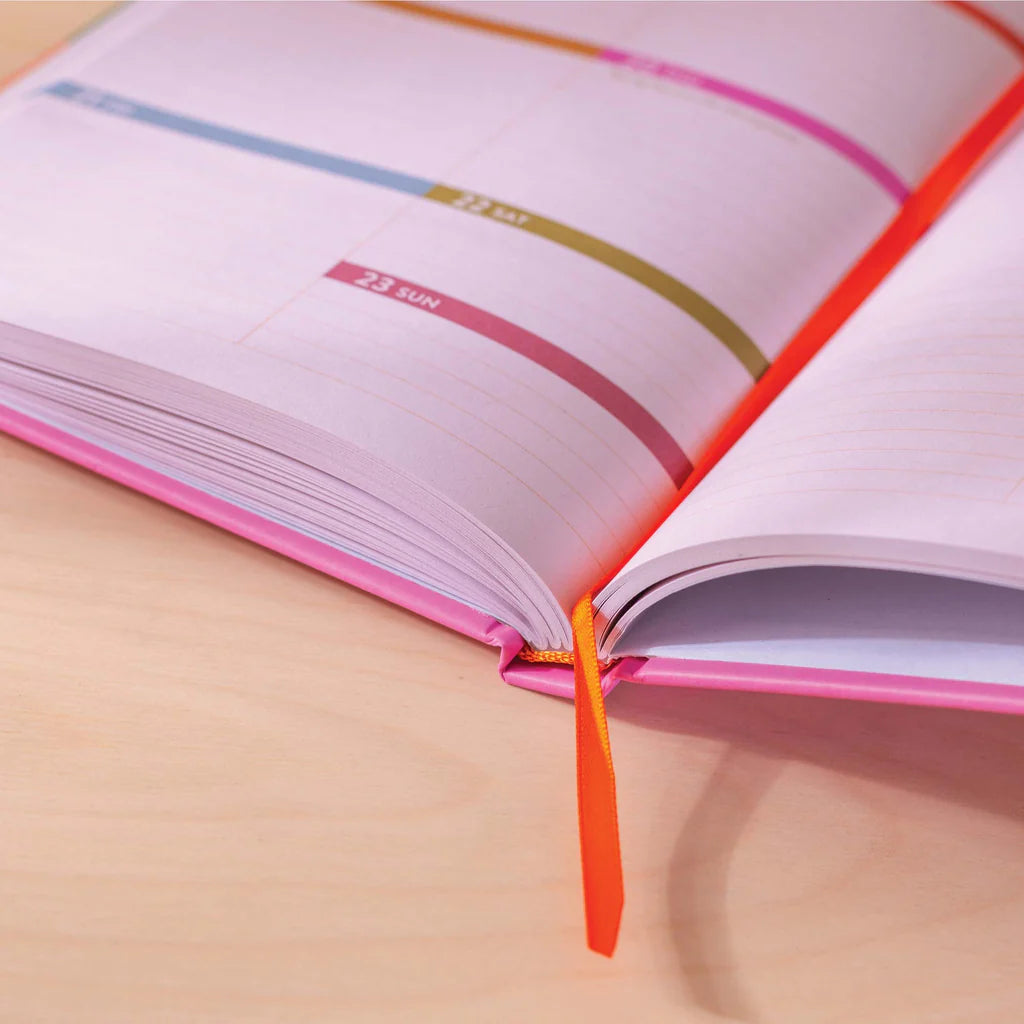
[608,682,1024,1022]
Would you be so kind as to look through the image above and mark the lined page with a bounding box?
[441,0,1023,188]
[605,127,1024,622]
[0,1,1019,616]
[976,2,1024,39]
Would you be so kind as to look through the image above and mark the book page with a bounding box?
[977,1,1024,39]
[0,1,1020,641]
[600,125,1024,648]
[612,566,1024,688]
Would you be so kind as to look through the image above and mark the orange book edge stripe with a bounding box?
[573,68,1024,957]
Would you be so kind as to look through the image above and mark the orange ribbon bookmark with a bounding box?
[571,593,623,956]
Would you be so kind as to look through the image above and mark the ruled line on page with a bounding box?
[944,0,1024,59]
[251,318,647,538]
[279,294,664,510]
[323,260,694,488]
[375,0,911,202]
[419,184,766,378]
[40,79,767,378]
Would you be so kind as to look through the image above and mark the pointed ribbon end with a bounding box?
[571,593,624,957]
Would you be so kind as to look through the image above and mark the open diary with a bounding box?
[2,0,1023,954]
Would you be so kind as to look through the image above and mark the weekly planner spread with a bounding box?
[2,0,1024,954]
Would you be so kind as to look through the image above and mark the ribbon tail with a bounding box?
[571,593,623,956]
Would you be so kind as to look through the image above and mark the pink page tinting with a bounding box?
[598,48,911,203]
[325,260,693,487]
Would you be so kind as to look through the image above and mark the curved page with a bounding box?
[601,127,1024,653]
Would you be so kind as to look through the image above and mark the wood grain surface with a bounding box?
[3,5,1024,1022]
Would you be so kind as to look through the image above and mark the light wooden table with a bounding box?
[4,4,1024,1021]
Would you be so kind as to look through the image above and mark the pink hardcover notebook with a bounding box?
[3,0,1024,954]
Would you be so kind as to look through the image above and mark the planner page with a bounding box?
[0,1,1020,644]
[599,125,1024,649]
